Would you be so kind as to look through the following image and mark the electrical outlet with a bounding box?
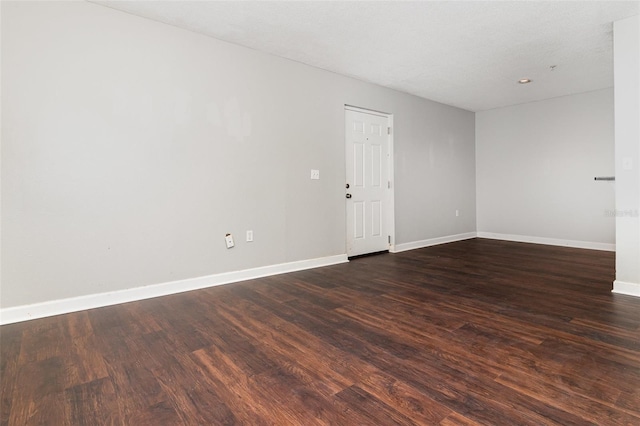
[225,233,234,249]
[310,169,320,180]
[246,230,253,242]
[455,210,460,217]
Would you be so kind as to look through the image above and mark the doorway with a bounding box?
[345,106,394,257]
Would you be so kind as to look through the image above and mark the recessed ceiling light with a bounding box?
[518,78,532,84]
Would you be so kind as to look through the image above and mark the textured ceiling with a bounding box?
[94,1,639,112]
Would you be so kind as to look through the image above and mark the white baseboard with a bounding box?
[391,232,477,253]
[477,232,615,252]
[0,254,348,325]
[612,280,640,297]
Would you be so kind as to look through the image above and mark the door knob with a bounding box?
[346,193,352,199]
[346,183,350,189]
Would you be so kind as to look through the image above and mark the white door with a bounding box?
[345,107,392,257]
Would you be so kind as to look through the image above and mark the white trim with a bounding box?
[391,232,477,253]
[387,113,396,252]
[0,254,348,325]
[344,104,391,117]
[612,280,640,297]
[477,232,615,252]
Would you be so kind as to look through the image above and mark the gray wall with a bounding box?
[1,1,475,308]
[613,15,640,292]
[476,89,615,246]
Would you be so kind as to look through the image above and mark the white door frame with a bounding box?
[344,105,395,255]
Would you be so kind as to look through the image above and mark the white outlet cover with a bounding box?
[225,234,234,248]
[310,169,320,180]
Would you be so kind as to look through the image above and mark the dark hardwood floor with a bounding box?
[2,238,639,425]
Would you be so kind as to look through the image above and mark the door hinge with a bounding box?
[387,127,391,135]
[388,235,391,244]
[387,181,391,189]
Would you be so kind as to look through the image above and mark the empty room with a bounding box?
[1,1,639,425]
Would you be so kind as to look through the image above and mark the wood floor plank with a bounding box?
[495,370,640,425]
[0,325,23,425]
[333,385,416,425]
[439,411,483,426]
[125,400,183,425]
[149,353,237,425]
[100,358,165,422]
[1,238,638,425]
[7,357,68,425]
[616,389,640,413]
[65,377,122,425]
[273,296,575,424]
[191,345,319,425]
[215,296,453,424]
[16,317,68,365]
[212,300,354,397]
